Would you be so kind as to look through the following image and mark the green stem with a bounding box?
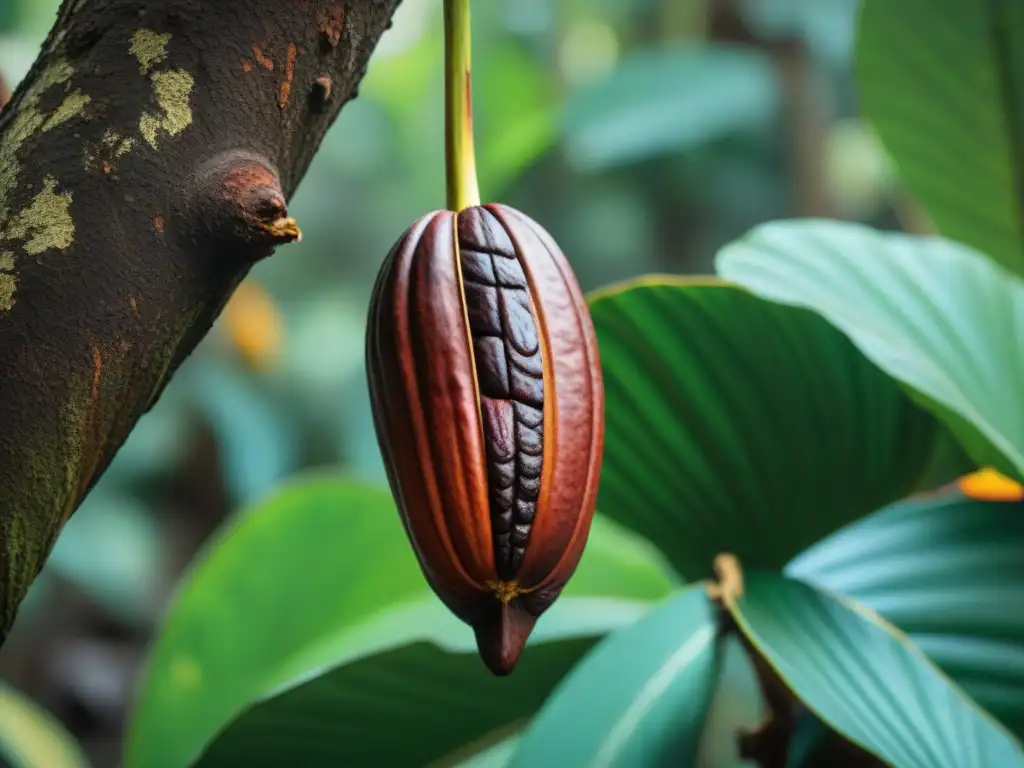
[444,0,480,212]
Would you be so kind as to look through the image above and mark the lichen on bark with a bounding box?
[0,59,80,216]
[131,29,195,150]
[129,28,172,74]
[4,176,75,254]
[0,252,13,311]
[139,69,195,149]
[0,57,89,312]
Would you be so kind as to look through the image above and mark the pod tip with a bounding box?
[472,599,538,676]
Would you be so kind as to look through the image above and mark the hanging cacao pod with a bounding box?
[366,203,604,676]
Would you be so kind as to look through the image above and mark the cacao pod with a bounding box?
[366,203,604,675]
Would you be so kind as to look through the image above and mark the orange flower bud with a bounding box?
[366,204,604,675]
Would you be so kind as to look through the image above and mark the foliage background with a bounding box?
[0,0,897,764]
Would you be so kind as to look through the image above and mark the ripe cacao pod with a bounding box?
[366,203,604,675]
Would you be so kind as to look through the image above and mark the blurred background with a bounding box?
[0,0,898,764]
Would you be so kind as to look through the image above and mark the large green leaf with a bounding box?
[126,475,676,768]
[588,277,957,581]
[788,493,1024,738]
[508,585,718,768]
[857,0,1024,277]
[730,572,1024,767]
[717,220,1024,481]
[195,601,637,767]
[0,683,89,768]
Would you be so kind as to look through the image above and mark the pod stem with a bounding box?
[444,0,481,212]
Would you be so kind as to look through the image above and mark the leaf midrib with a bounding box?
[591,623,715,768]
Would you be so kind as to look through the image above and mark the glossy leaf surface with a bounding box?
[730,572,1024,767]
[718,220,1024,481]
[509,585,718,768]
[857,0,1024,277]
[788,493,1024,737]
[589,277,956,580]
[127,476,675,768]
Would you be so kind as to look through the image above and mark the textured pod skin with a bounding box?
[367,203,604,675]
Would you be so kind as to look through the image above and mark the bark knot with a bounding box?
[192,153,302,255]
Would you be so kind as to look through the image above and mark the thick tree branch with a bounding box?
[0,0,402,641]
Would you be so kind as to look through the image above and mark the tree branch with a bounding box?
[0,0,402,641]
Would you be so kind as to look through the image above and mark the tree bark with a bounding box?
[0,0,402,641]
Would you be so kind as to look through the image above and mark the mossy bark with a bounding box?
[0,0,402,641]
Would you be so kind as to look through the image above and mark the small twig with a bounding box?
[707,554,796,768]
[705,552,745,608]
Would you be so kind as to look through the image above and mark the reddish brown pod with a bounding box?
[366,203,604,675]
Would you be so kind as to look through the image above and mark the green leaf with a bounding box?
[195,601,634,767]
[589,277,955,581]
[856,0,1024,277]
[508,585,718,768]
[729,571,1024,767]
[787,493,1024,738]
[716,219,1024,481]
[127,475,676,768]
[453,736,520,768]
[563,45,779,171]
[0,683,90,768]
